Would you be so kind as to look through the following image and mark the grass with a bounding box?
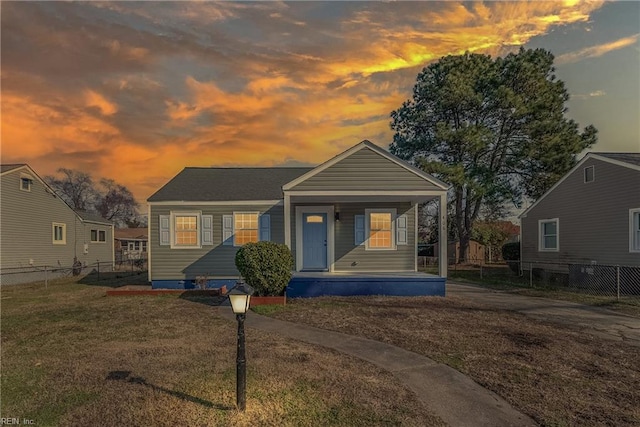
[0,279,444,426]
[265,296,640,427]
[422,265,640,317]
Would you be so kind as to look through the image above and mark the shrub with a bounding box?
[234,241,294,296]
[501,242,520,274]
[501,242,520,261]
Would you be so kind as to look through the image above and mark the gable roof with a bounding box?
[115,228,148,240]
[591,152,640,168]
[282,140,450,191]
[148,167,311,202]
[1,164,27,174]
[519,151,640,218]
[75,210,113,225]
[2,163,112,225]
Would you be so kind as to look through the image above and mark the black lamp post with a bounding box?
[228,280,254,411]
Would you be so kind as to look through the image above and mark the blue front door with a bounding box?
[302,213,327,270]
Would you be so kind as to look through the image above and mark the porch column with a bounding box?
[284,193,291,249]
[438,192,447,278]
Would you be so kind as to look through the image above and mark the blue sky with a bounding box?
[2,1,638,203]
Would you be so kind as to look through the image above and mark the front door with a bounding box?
[302,213,327,270]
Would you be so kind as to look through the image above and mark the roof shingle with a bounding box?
[147,167,312,202]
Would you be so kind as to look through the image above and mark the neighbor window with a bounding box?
[365,209,396,250]
[631,209,640,253]
[52,223,66,245]
[539,219,559,251]
[234,212,258,246]
[20,177,32,192]
[584,166,594,183]
[174,214,199,246]
[91,229,106,242]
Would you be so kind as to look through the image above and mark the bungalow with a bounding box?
[0,164,114,285]
[147,140,449,297]
[520,152,640,273]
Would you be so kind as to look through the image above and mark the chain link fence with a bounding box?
[418,256,640,302]
[0,259,147,287]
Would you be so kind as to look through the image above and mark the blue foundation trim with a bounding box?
[286,276,446,298]
[152,279,237,290]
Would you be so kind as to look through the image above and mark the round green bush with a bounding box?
[234,241,294,296]
[501,242,521,273]
[501,242,520,261]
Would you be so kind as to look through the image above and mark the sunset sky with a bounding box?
[2,1,639,207]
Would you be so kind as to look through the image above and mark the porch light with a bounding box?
[228,280,254,411]
[334,212,340,221]
[229,280,254,314]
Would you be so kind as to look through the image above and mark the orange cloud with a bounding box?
[2,0,615,207]
[556,34,640,64]
[84,89,118,116]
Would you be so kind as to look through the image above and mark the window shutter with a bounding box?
[354,214,365,245]
[259,214,271,241]
[202,215,213,246]
[159,215,170,246]
[222,215,234,246]
[396,214,408,245]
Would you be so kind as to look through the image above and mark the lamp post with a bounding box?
[228,280,254,411]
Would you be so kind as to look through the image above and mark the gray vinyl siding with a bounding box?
[149,203,284,280]
[290,147,439,191]
[0,170,113,272]
[521,158,640,269]
[77,222,114,265]
[291,202,416,272]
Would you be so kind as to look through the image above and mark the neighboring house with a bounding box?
[0,164,114,285]
[520,152,640,272]
[433,240,486,264]
[114,228,148,261]
[147,140,450,296]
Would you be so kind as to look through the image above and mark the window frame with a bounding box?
[538,218,559,252]
[233,211,259,247]
[52,222,66,245]
[170,211,201,249]
[584,165,595,183]
[90,229,107,243]
[630,208,640,253]
[20,177,33,192]
[364,208,397,251]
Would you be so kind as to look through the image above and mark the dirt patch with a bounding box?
[268,296,640,427]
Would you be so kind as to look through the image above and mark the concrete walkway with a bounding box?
[218,306,536,427]
[447,282,640,347]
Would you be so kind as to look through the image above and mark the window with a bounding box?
[91,229,106,242]
[631,209,640,253]
[20,177,32,192]
[539,219,559,251]
[175,214,199,247]
[584,166,594,183]
[52,223,66,245]
[142,241,147,252]
[234,212,258,246]
[365,209,396,250]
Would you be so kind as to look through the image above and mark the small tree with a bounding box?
[235,242,293,296]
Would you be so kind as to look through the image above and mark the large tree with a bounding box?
[390,48,597,262]
[45,169,140,227]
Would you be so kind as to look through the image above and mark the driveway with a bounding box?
[447,282,640,347]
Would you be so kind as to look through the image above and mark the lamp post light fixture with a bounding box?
[228,280,254,411]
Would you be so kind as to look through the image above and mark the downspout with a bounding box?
[147,203,152,283]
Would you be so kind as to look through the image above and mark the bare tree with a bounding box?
[45,168,98,211]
